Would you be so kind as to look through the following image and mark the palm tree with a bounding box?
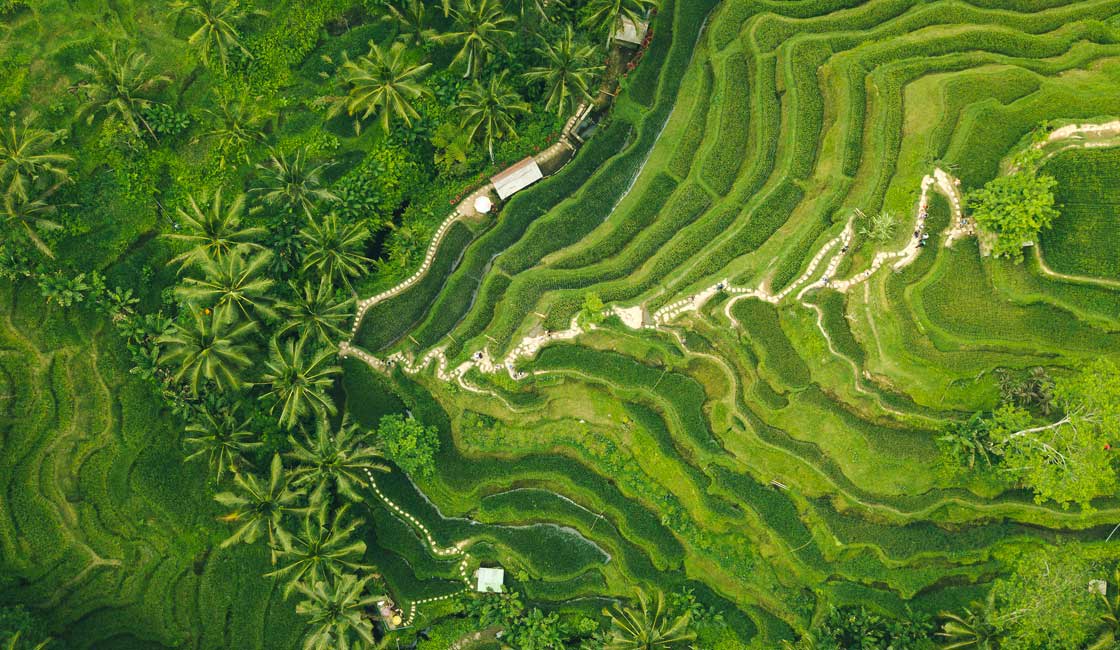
[605,590,694,650]
[0,116,72,202]
[175,250,277,322]
[3,631,52,650]
[265,505,370,595]
[3,189,63,259]
[1089,570,1120,650]
[201,94,270,167]
[383,0,436,47]
[936,591,1001,650]
[438,0,516,78]
[275,278,354,346]
[183,404,262,481]
[158,307,256,395]
[287,416,388,504]
[75,44,170,140]
[294,574,381,650]
[299,213,372,291]
[170,0,259,71]
[332,41,433,133]
[522,25,602,118]
[457,70,529,161]
[507,0,564,25]
[215,453,306,562]
[164,191,265,268]
[260,335,340,430]
[581,0,658,40]
[253,148,337,218]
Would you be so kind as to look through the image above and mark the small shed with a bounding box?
[475,567,505,593]
[613,16,650,47]
[491,157,544,201]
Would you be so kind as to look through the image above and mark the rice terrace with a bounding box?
[5,0,1120,648]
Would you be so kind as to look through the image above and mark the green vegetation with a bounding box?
[8,0,1120,648]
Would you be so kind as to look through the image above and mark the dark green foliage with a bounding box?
[376,413,441,478]
[816,605,935,650]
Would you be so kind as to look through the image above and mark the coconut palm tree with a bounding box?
[287,415,388,504]
[253,148,337,218]
[1087,570,1120,650]
[165,191,265,268]
[170,0,259,71]
[75,44,170,140]
[201,94,271,168]
[299,213,372,291]
[507,0,563,25]
[215,453,306,562]
[605,590,694,650]
[581,0,658,40]
[260,335,340,430]
[936,591,1001,650]
[175,250,277,322]
[266,505,370,596]
[383,0,436,47]
[0,116,72,202]
[331,41,433,133]
[158,306,257,395]
[275,278,354,346]
[457,70,529,161]
[294,574,381,650]
[3,189,63,259]
[183,404,262,481]
[522,25,602,118]
[438,0,516,78]
[3,631,52,650]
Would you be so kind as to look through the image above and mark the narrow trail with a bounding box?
[341,122,1120,623]
[341,166,967,391]
[363,467,473,627]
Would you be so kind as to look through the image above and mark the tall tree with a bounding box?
[937,592,1001,650]
[253,148,337,218]
[438,0,516,78]
[331,41,433,133]
[299,213,373,291]
[165,191,265,268]
[522,25,602,118]
[2,190,63,259]
[265,505,370,596]
[0,116,72,202]
[175,250,277,322]
[581,0,658,40]
[967,170,1059,262]
[275,278,354,347]
[457,71,529,161]
[158,307,256,395]
[383,0,436,47]
[170,0,259,71]
[259,335,340,430]
[215,454,306,563]
[201,94,271,168]
[183,404,261,482]
[287,416,389,504]
[294,574,381,650]
[990,544,1103,650]
[1000,359,1120,509]
[75,44,170,140]
[605,590,694,650]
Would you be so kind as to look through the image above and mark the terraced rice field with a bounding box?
[0,283,303,649]
[339,0,1120,643]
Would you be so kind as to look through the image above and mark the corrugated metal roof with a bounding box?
[491,157,544,200]
[476,567,504,593]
